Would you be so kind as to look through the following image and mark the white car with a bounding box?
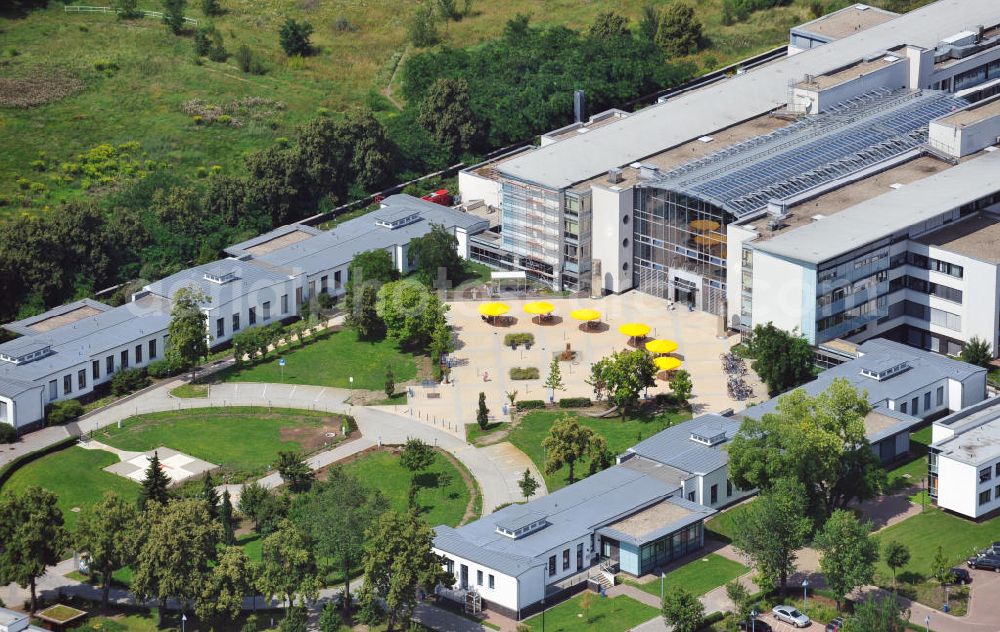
[772,605,811,628]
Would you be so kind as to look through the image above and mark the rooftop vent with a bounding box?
[204,268,239,284]
[698,135,715,143]
[607,168,624,184]
[638,164,660,180]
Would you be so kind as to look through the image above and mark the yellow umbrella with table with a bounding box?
[479,301,510,325]
[524,301,556,324]
[570,308,602,331]
[645,339,679,355]
[618,322,651,346]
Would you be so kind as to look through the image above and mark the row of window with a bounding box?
[907,253,964,279]
[442,558,496,591]
[548,542,585,577]
[978,485,1000,507]
[215,296,290,339]
[979,463,1000,484]
[888,275,963,303]
[49,338,161,402]
[897,386,944,417]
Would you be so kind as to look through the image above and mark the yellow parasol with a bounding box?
[618,323,651,338]
[523,301,555,315]
[645,339,679,355]
[654,356,682,371]
[479,302,510,317]
[570,308,601,322]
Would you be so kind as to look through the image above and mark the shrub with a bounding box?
[317,292,334,309]
[234,45,266,74]
[514,399,546,411]
[558,397,592,408]
[110,368,151,396]
[146,358,181,379]
[332,16,357,32]
[503,333,534,347]
[407,2,439,48]
[201,0,222,16]
[46,399,84,425]
[509,367,539,380]
[279,18,314,56]
[0,423,17,444]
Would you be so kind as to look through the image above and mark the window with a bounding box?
[710,484,718,504]
[216,318,225,338]
[48,380,57,402]
[477,570,483,586]
[135,344,143,364]
[121,349,129,369]
[996,484,1000,501]
[63,374,72,394]
[687,491,695,502]
[996,463,1000,477]
[78,369,86,390]
[106,356,114,375]
[488,574,495,590]
[981,467,993,483]
[149,339,157,359]
[727,480,733,497]
[911,397,919,416]
[577,543,584,571]
[548,556,556,576]
[980,489,992,506]
[295,287,303,307]
[248,307,256,326]
[562,548,570,571]
[281,294,289,315]
[334,270,342,289]
[263,301,271,321]
[937,386,944,407]
[232,314,240,332]
[321,276,328,294]
[92,360,100,381]
[900,402,908,414]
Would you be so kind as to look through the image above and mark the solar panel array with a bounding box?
[648,89,967,218]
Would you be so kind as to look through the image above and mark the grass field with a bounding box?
[2,446,138,530]
[170,383,208,398]
[509,408,690,492]
[627,553,748,599]
[342,449,471,528]
[94,406,345,481]
[705,500,754,542]
[523,594,659,632]
[0,0,928,216]
[465,421,508,444]
[886,426,932,492]
[218,327,417,391]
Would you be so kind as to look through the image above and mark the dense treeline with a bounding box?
[0,12,694,322]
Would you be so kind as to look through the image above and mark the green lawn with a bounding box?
[627,554,748,599]
[886,427,932,493]
[218,328,417,391]
[523,594,659,632]
[509,408,691,492]
[705,500,754,543]
[170,383,208,398]
[2,446,138,530]
[94,407,344,481]
[465,421,509,444]
[342,450,471,528]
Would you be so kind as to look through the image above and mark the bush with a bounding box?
[407,2,439,48]
[0,423,17,444]
[146,358,181,379]
[503,333,535,347]
[279,18,314,56]
[558,397,592,408]
[509,367,539,380]
[46,399,84,425]
[317,292,334,309]
[514,399,546,411]
[110,368,151,396]
[234,45,266,75]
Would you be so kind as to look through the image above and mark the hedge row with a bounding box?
[0,435,78,489]
[558,397,592,408]
[515,400,546,411]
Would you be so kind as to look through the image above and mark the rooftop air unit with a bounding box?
[766,200,790,230]
[607,168,624,184]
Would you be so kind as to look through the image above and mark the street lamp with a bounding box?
[750,608,758,632]
[541,598,546,632]
[802,579,809,604]
[660,571,666,603]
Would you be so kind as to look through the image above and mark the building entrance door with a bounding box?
[460,564,468,589]
[600,537,619,562]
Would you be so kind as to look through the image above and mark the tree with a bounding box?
[669,369,693,405]
[202,472,220,519]
[138,451,171,510]
[0,487,70,612]
[318,602,343,632]
[590,11,631,39]
[166,286,209,379]
[731,478,812,594]
[279,19,314,56]
[352,284,383,340]
[930,545,953,586]
[589,349,657,417]
[661,586,704,632]
[435,0,457,20]
[639,4,660,41]
[290,469,389,611]
[883,541,911,588]
[417,78,483,161]
[277,450,314,492]
[162,0,187,35]
[256,493,290,536]
[843,595,909,632]
[239,480,270,531]
[220,489,236,545]
[279,607,307,632]
[346,248,399,322]
[384,368,396,399]
[542,414,598,484]
[75,491,138,607]
[196,546,256,625]
[815,510,879,610]
[544,356,565,401]
[725,580,752,621]
[194,25,226,61]
[728,379,884,520]
[518,468,539,501]
[401,437,435,495]
[358,510,451,631]
[113,0,140,19]
[407,223,462,284]
[960,336,993,368]
[260,519,319,607]
[476,391,490,430]
[131,498,222,610]
[376,280,448,349]
[407,2,440,48]
[587,434,614,476]
[655,2,702,57]
[746,323,814,396]
[200,0,222,16]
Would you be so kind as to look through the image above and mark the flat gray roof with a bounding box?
[4,298,112,336]
[494,0,1000,190]
[915,211,1000,264]
[792,4,898,42]
[144,258,294,306]
[626,414,740,475]
[933,399,1000,466]
[751,150,1000,264]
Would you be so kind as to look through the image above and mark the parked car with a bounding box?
[967,554,1000,571]
[772,605,811,627]
[950,567,972,584]
[825,617,844,631]
[738,621,773,632]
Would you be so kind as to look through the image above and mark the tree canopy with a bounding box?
[166,287,209,378]
[407,223,462,285]
[0,487,70,612]
[815,510,879,609]
[417,78,484,162]
[588,349,657,417]
[746,322,815,396]
[959,335,993,368]
[728,378,884,520]
[542,414,601,484]
[661,586,704,632]
[376,279,448,349]
[76,491,139,606]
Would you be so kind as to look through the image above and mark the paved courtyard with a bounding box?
[410,292,765,430]
[101,446,216,485]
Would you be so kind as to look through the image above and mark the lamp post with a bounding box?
[541,598,546,632]
[181,614,187,632]
[750,608,758,632]
[660,571,665,603]
[802,579,809,604]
